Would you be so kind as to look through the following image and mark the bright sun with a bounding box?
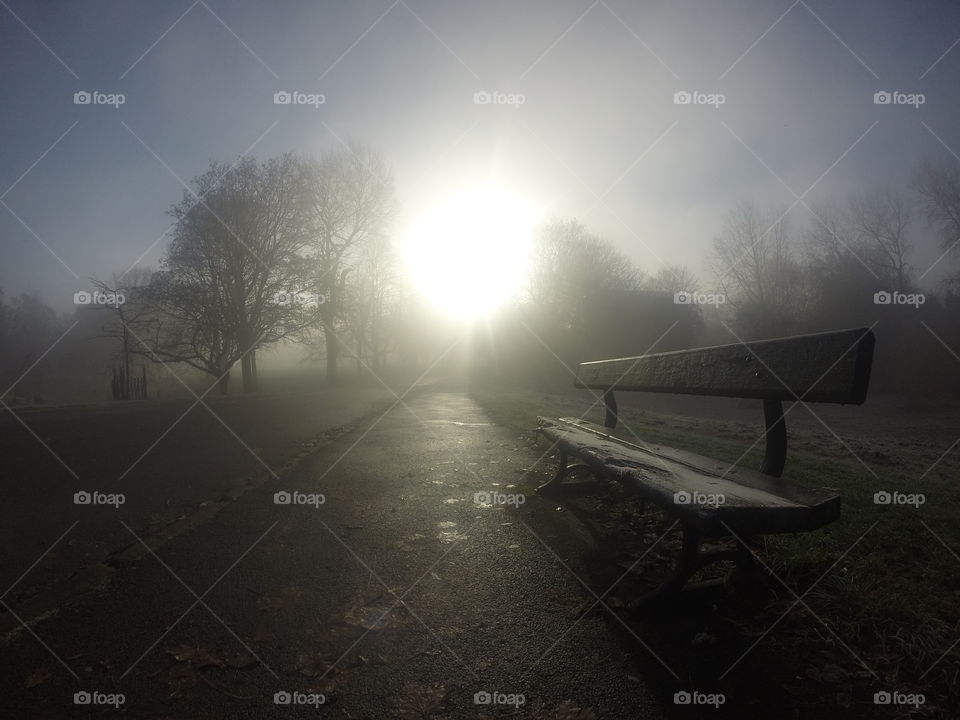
[403,184,539,319]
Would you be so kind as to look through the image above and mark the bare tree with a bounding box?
[302,145,394,382]
[711,200,808,337]
[849,189,914,291]
[646,264,700,294]
[527,218,643,331]
[805,201,856,270]
[348,233,398,372]
[91,268,155,399]
[914,159,960,288]
[140,155,313,393]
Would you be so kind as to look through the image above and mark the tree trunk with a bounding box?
[241,354,252,393]
[324,324,338,383]
[218,370,230,395]
[241,350,259,393]
[123,325,131,401]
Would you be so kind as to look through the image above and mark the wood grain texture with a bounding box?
[575,327,874,404]
[539,417,840,537]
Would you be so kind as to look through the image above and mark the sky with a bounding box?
[2,0,960,312]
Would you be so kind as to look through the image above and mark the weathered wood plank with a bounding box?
[575,327,874,404]
[539,417,840,537]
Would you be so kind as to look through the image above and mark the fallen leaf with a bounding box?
[25,668,50,688]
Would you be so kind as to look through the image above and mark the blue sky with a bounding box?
[2,0,959,310]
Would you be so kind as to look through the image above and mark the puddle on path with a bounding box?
[436,521,468,544]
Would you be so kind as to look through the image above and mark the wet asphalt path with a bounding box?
[0,385,403,638]
[0,391,674,718]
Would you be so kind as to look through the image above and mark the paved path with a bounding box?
[1,391,669,718]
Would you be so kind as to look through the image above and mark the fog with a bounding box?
[3,3,960,718]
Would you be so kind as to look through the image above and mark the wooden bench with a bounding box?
[537,328,875,609]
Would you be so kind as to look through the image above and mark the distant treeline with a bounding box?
[2,152,960,404]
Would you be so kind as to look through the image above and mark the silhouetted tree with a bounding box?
[142,155,313,393]
[849,188,915,291]
[711,201,808,338]
[90,269,154,399]
[914,159,960,290]
[527,218,644,332]
[646,264,700,294]
[301,145,394,382]
[348,233,399,372]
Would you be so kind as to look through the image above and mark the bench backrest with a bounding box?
[575,327,875,404]
[575,328,875,477]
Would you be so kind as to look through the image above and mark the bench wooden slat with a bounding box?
[575,327,874,404]
[539,417,840,537]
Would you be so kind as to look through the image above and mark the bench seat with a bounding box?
[538,416,840,538]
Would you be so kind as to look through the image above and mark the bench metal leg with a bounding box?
[628,527,762,613]
[536,447,600,494]
[727,535,761,591]
[628,525,702,611]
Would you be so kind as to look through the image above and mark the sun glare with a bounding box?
[403,184,539,319]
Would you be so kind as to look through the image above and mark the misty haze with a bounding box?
[2,2,960,718]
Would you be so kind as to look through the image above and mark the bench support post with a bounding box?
[603,388,618,429]
[536,446,599,494]
[628,526,762,613]
[761,399,787,477]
